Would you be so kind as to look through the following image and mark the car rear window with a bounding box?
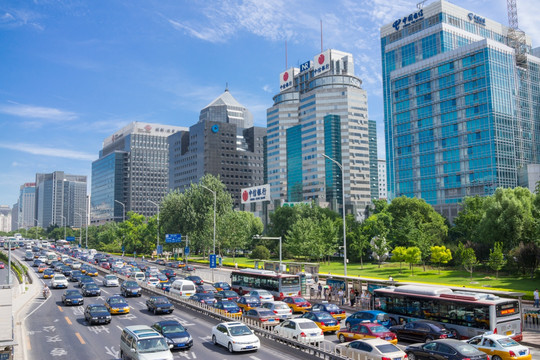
[298,322,318,329]
[375,344,400,353]
[183,285,195,291]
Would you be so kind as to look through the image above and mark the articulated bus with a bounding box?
[373,285,522,341]
[230,269,301,300]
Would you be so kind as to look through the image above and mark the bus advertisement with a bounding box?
[373,285,522,341]
[230,269,301,300]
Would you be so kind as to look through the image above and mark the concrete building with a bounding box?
[18,183,36,229]
[518,164,540,193]
[0,205,11,233]
[378,159,388,199]
[169,90,266,209]
[91,122,187,224]
[267,49,372,219]
[35,171,87,229]
[381,0,540,221]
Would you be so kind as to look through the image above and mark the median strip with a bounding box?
[75,332,85,344]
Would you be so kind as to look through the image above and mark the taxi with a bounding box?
[213,300,242,316]
[105,295,130,315]
[43,268,55,279]
[466,333,531,360]
[337,322,398,345]
[300,311,340,333]
[282,296,312,313]
[236,296,261,312]
[86,268,99,277]
[213,282,231,291]
[38,263,48,273]
[312,303,347,321]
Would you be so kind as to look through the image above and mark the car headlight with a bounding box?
[165,338,173,344]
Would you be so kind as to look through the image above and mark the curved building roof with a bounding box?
[198,89,254,129]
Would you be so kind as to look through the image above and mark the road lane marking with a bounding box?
[58,306,63,312]
[249,356,261,360]
[65,316,72,325]
[75,332,86,344]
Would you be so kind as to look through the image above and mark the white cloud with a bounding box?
[0,103,77,122]
[262,85,273,93]
[0,143,95,161]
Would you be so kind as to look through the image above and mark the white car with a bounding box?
[211,321,260,353]
[51,274,68,289]
[70,262,82,270]
[247,290,274,303]
[261,301,293,320]
[466,333,531,359]
[146,277,160,287]
[102,274,119,287]
[273,318,324,344]
[335,338,407,360]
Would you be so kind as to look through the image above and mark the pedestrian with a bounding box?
[323,286,329,301]
[350,288,356,306]
[534,288,539,308]
[142,255,145,262]
[354,289,360,307]
[338,288,344,306]
[317,283,322,299]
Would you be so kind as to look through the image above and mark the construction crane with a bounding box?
[506,0,527,67]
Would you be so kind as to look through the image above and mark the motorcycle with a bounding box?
[43,287,50,299]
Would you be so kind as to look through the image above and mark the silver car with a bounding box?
[261,301,293,320]
[102,274,119,287]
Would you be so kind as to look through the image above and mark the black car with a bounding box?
[195,284,217,294]
[62,266,74,277]
[214,290,240,302]
[121,280,142,297]
[146,296,174,314]
[62,289,84,306]
[161,269,176,278]
[32,259,42,267]
[69,270,84,282]
[406,339,488,360]
[81,283,102,297]
[151,320,193,350]
[78,275,95,288]
[84,304,111,325]
[390,320,454,343]
[189,293,216,305]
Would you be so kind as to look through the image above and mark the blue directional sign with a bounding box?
[66,236,76,242]
[209,254,216,269]
[165,234,182,243]
[184,246,190,255]
[157,245,163,255]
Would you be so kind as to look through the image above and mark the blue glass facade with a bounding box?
[91,151,126,224]
[286,124,303,202]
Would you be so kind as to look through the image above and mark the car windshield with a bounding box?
[85,284,98,289]
[223,291,236,296]
[136,338,168,353]
[91,305,108,312]
[275,303,289,310]
[229,325,252,336]
[376,344,400,353]
[66,290,79,295]
[316,312,334,320]
[162,324,185,334]
[498,337,519,347]
[105,275,116,280]
[370,325,389,333]
[109,297,124,304]
[298,322,318,330]
[153,298,169,304]
[55,275,66,280]
[125,282,138,287]
[223,302,237,308]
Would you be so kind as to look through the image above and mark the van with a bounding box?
[133,272,145,282]
[25,250,34,261]
[120,325,173,360]
[169,279,196,298]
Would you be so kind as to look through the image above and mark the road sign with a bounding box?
[122,245,125,252]
[165,234,182,243]
[209,254,216,268]
[157,245,163,255]
[66,236,75,242]
[184,246,190,255]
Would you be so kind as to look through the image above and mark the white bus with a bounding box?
[231,269,301,300]
[373,285,523,341]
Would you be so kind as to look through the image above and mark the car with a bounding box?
[161,269,176,278]
[86,267,99,276]
[185,275,203,285]
[466,333,532,360]
[184,265,195,272]
[100,262,111,270]
[156,273,169,283]
[146,296,174,315]
[32,259,42,267]
[121,280,142,297]
[146,277,160,287]
[236,296,261,312]
[406,339,489,360]
[0,261,7,269]
[105,295,130,314]
[152,320,193,350]
[61,266,73,277]
[189,293,216,305]
[282,296,312,313]
[196,284,217,294]
[69,270,84,282]
[300,311,340,333]
[155,259,166,266]
[37,263,48,273]
[247,290,274,303]
[43,268,55,279]
[78,275,95,288]
[214,300,242,316]
[215,290,240,302]
[62,289,84,306]
[102,274,119,287]
[84,304,111,325]
[345,310,391,329]
[244,308,280,326]
[211,321,260,353]
[337,322,397,344]
[51,274,69,289]
[261,301,293,320]
[312,302,347,321]
[273,318,324,344]
[389,320,454,343]
[156,281,172,292]
[335,338,407,360]
[70,262,82,270]
[81,283,102,296]
[213,282,231,291]
[120,325,173,360]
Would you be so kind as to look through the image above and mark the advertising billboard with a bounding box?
[241,184,270,204]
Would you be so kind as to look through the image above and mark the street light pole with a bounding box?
[201,185,217,281]
[147,200,160,256]
[61,215,67,242]
[253,235,282,273]
[114,200,125,223]
[75,212,82,248]
[322,153,347,277]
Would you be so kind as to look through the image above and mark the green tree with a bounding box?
[350,226,370,269]
[391,246,407,274]
[450,196,485,244]
[370,236,389,268]
[218,211,262,260]
[430,245,452,274]
[250,245,270,260]
[458,243,478,281]
[404,246,421,275]
[487,242,506,279]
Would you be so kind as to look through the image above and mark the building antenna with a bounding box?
[320,19,323,52]
[225,82,229,92]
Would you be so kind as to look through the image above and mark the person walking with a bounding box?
[323,286,329,301]
[350,288,356,306]
[534,288,539,308]
[317,283,322,299]
[338,288,344,306]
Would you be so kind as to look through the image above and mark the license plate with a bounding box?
[520,351,526,355]
[310,333,318,336]
[245,346,253,349]
[118,309,124,312]
[177,343,185,347]
[506,331,512,335]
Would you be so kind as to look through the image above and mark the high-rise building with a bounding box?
[381,0,539,220]
[35,171,87,229]
[10,203,17,231]
[378,159,387,199]
[267,49,372,219]
[91,122,187,224]
[18,183,36,228]
[169,90,266,208]
[369,120,379,200]
[0,205,11,233]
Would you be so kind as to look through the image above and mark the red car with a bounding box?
[337,322,398,345]
[100,262,111,270]
[0,262,4,269]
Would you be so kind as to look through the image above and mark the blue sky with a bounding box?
[0,0,538,208]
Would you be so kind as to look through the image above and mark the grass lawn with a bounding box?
[213,256,538,300]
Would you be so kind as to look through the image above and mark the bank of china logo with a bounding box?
[211,124,219,133]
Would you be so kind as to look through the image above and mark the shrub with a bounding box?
[250,245,270,260]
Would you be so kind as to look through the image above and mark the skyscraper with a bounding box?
[0,205,11,233]
[267,49,372,219]
[18,183,36,228]
[168,90,266,208]
[378,159,388,199]
[381,0,539,220]
[35,171,87,228]
[91,122,187,224]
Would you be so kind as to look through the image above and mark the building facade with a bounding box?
[381,0,539,220]
[267,49,372,219]
[91,122,187,224]
[18,183,36,229]
[0,205,11,233]
[378,159,388,199]
[169,90,266,208]
[35,171,87,228]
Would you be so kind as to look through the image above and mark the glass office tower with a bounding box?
[381,0,539,220]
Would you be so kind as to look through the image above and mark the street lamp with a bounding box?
[147,200,160,256]
[201,185,217,281]
[114,200,125,223]
[61,215,67,242]
[322,153,347,277]
[253,235,282,273]
[78,209,88,249]
[75,212,82,247]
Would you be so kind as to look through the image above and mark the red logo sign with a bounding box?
[283,72,289,81]
[144,125,152,132]
[242,190,249,202]
[318,54,325,65]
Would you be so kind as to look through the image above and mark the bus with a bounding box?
[230,269,301,300]
[373,285,522,341]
